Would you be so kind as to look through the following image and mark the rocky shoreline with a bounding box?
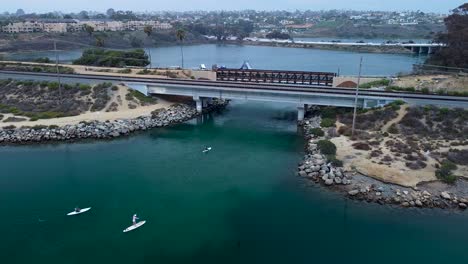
[0,100,228,145]
[298,115,468,211]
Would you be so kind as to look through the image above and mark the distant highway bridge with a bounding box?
[243,38,445,54]
[0,70,466,121]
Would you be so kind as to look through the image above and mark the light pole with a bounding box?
[54,40,62,104]
[351,56,363,137]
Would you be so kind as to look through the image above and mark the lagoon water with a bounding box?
[1,101,468,264]
[5,43,428,76]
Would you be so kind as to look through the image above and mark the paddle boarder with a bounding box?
[132,214,139,225]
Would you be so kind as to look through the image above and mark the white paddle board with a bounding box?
[202,147,212,153]
[123,220,146,233]
[67,207,91,216]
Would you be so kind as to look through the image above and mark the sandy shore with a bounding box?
[0,101,172,128]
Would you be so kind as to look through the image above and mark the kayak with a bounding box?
[67,207,91,216]
[202,147,212,153]
[123,220,146,233]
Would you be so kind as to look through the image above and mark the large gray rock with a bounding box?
[348,190,359,196]
[441,192,451,200]
[325,179,334,186]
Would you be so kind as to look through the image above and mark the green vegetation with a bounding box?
[309,127,324,137]
[317,140,337,155]
[265,31,291,39]
[73,48,150,67]
[388,100,405,111]
[117,68,132,74]
[387,123,399,134]
[33,57,52,63]
[326,155,343,167]
[137,69,151,75]
[320,118,336,128]
[359,79,390,89]
[436,160,458,184]
[126,89,156,104]
[0,62,74,74]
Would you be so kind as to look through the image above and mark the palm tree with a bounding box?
[143,25,153,68]
[176,29,186,69]
[83,24,94,36]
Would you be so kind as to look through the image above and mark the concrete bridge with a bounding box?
[0,70,467,121]
[243,38,444,55]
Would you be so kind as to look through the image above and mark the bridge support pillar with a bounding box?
[297,105,305,121]
[194,96,203,113]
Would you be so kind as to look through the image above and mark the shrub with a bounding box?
[3,125,16,130]
[326,155,343,167]
[352,142,371,151]
[317,140,337,155]
[117,68,132,74]
[435,159,458,184]
[111,86,119,91]
[421,87,430,94]
[48,125,59,129]
[137,69,151,75]
[338,125,352,136]
[388,124,399,134]
[73,48,150,67]
[436,167,457,184]
[359,79,390,89]
[79,84,91,90]
[32,125,47,130]
[321,108,338,119]
[441,160,458,171]
[320,118,335,128]
[447,149,468,165]
[34,57,51,63]
[309,127,324,137]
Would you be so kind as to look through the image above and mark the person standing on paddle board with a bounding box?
[132,214,139,225]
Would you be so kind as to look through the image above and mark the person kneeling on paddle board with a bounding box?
[132,214,139,225]
[75,207,81,213]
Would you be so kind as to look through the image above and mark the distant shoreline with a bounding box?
[0,31,428,55]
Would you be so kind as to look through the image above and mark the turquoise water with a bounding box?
[5,43,427,76]
[1,101,468,263]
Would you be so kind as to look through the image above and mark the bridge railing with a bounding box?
[215,69,336,87]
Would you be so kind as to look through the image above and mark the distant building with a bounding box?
[2,22,42,33]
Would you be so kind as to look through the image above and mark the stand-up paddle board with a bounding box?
[123,221,146,233]
[202,147,212,153]
[67,207,91,216]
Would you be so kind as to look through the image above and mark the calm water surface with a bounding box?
[1,101,468,264]
[5,43,427,76]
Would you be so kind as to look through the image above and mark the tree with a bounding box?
[427,4,468,68]
[15,9,25,16]
[143,25,153,37]
[106,8,115,18]
[176,29,186,68]
[143,26,153,67]
[95,36,104,47]
[83,24,94,36]
[79,11,89,19]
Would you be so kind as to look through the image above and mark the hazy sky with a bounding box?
[2,0,465,13]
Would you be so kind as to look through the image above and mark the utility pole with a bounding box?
[54,40,62,104]
[351,56,363,137]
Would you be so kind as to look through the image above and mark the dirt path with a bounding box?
[381,105,408,132]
